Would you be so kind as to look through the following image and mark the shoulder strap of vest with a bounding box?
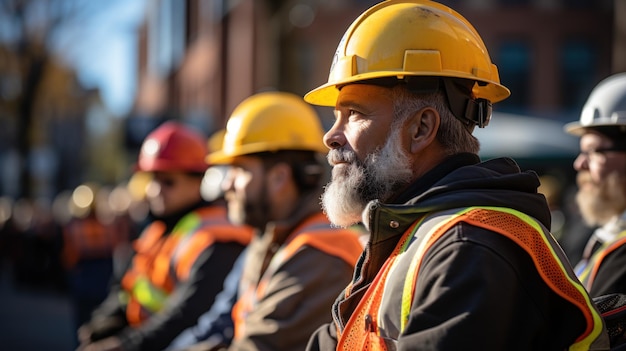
[282,213,362,263]
[581,230,626,290]
[336,218,420,351]
[171,207,223,237]
[399,206,608,351]
[283,222,363,268]
[133,221,167,252]
[254,213,362,300]
[171,206,253,280]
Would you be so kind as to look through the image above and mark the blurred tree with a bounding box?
[0,0,106,198]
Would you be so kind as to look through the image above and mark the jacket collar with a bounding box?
[391,153,480,204]
[362,153,479,241]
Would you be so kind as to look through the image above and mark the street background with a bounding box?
[0,0,621,349]
[0,266,76,350]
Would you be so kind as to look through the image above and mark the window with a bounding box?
[559,40,595,113]
[147,0,187,78]
[499,0,531,6]
[495,41,531,113]
[562,0,594,9]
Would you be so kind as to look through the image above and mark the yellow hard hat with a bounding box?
[304,0,510,107]
[205,129,226,164]
[208,92,327,164]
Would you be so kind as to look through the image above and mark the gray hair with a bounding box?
[389,85,480,155]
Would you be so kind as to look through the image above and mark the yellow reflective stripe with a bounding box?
[400,210,464,333]
[400,216,430,332]
[118,290,129,305]
[400,248,419,332]
[132,276,168,312]
[171,212,201,237]
[172,208,230,238]
[578,262,592,285]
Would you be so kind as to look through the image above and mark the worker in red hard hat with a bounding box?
[76,121,253,351]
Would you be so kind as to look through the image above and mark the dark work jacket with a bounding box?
[228,191,363,351]
[589,241,626,297]
[85,200,249,351]
[576,215,626,297]
[307,154,607,351]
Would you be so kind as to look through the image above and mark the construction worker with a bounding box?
[202,91,364,351]
[303,1,608,350]
[76,121,253,351]
[565,73,626,297]
[166,130,245,351]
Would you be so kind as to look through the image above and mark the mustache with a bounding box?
[327,148,357,166]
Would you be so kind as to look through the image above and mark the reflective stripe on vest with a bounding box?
[577,230,626,291]
[337,207,607,351]
[232,212,363,340]
[130,276,168,312]
[121,206,252,326]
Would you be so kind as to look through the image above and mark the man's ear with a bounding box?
[407,107,440,154]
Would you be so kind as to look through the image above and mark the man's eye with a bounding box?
[348,109,360,116]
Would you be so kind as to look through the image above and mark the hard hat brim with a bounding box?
[137,159,208,173]
[304,73,511,107]
[564,119,626,136]
[207,142,329,165]
[206,150,234,165]
[564,121,585,136]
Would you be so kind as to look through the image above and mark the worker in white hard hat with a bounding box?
[565,72,626,298]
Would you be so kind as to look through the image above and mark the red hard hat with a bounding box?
[137,121,209,173]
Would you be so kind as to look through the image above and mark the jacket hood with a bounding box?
[365,155,551,232]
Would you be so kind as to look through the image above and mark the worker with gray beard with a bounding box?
[303,1,609,350]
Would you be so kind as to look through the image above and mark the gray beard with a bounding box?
[321,128,413,228]
[576,171,626,226]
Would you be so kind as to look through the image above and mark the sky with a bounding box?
[55,0,148,116]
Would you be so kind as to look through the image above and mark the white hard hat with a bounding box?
[565,72,626,136]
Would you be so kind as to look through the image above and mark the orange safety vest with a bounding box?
[232,212,363,340]
[121,206,253,326]
[337,207,607,351]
